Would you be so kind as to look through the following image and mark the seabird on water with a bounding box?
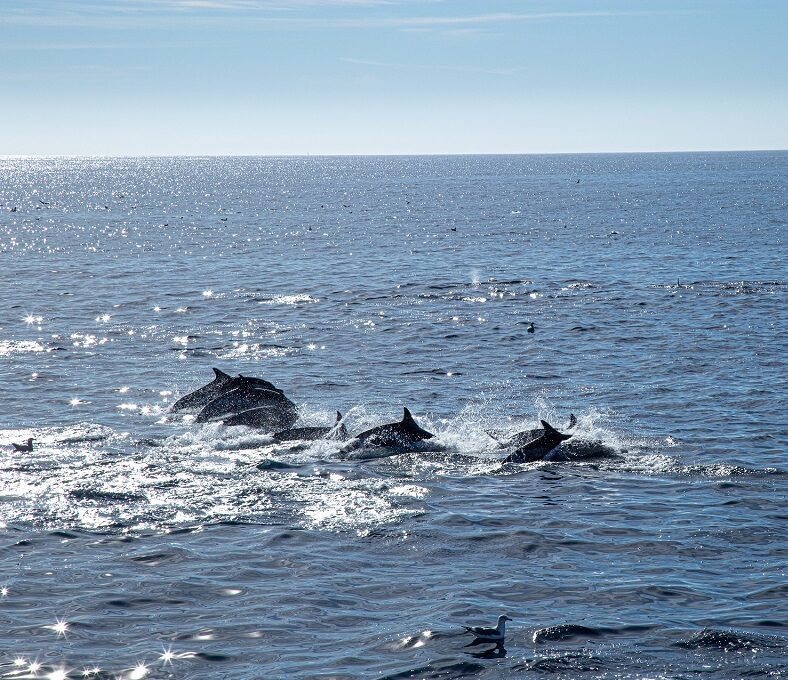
[12,438,34,452]
[463,615,511,643]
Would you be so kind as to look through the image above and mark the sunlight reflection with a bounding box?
[1,586,9,597]
[159,646,175,665]
[128,662,148,679]
[46,617,69,638]
[48,667,69,680]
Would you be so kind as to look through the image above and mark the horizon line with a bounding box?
[2,148,786,160]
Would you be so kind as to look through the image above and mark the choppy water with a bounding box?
[0,153,786,679]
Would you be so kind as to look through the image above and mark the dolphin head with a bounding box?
[402,407,434,440]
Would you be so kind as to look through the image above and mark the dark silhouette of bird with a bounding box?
[527,322,535,333]
[12,438,34,452]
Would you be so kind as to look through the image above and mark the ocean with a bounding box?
[0,152,785,679]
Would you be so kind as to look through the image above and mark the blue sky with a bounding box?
[1,0,786,154]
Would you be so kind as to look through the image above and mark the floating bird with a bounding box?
[450,227,457,232]
[463,615,511,643]
[527,322,535,333]
[12,438,34,452]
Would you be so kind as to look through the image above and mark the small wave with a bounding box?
[255,293,319,305]
[379,660,485,680]
[256,459,300,470]
[217,343,297,360]
[532,624,605,643]
[69,489,147,502]
[0,340,49,356]
[654,279,785,295]
[515,651,608,673]
[532,623,655,643]
[676,628,784,651]
[618,453,782,478]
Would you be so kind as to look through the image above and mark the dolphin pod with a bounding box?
[172,368,577,462]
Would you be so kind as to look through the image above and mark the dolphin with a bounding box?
[488,413,576,449]
[340,407,434,454]
[222,402,298,430]
[171,367,234,412]
[273,411,349,443]
[502,419,572,464]
[171,369,281,413]
[196,385,294,423]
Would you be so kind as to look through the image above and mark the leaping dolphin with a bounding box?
[340,407,434,454]
[171,368,234,412]
[196,385,294,423]
[488,413,576,449]
[502,419,572,464]
[273,411,349,443]
[171,369,281,413]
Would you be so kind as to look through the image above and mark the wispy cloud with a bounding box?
[0,2,688,30]
[342,57,522,77]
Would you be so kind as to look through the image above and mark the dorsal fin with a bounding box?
[213,367,231,380]
[403,407,413,422]
[335,411,342,423]
[541,419,572,441]
[540,420,560,435]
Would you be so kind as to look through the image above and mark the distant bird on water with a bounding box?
[527,322,535,333]
[12,438,34,452]
[463,615,512,643]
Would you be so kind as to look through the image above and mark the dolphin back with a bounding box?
[171,367,234,412]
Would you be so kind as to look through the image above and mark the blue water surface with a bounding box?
[0,153,785,679]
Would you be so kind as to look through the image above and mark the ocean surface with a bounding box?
[0,153,785,679]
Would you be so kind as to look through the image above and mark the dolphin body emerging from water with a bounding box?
[222,402,299,430]
[171,368,234,412]
[503,420,572,464]
[171,369,281,413]
[197,384,295,423]
[273,411,349,443]
[340,408,434,454]
[488,413,577,450]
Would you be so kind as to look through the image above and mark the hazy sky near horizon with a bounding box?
[1,0,786,155]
